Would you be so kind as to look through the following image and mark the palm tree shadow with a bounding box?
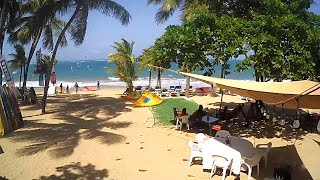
[8,94,133,158]
[37,162,108,180]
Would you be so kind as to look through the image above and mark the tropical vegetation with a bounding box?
[1,0,131,113]
[147,0,320,82]
[8,44,26,87]
[107,39,139,93]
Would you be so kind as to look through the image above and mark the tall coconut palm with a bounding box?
[8,44,26,87]
[8,0,68,94]
[0,0,20,86]
[107,39,139,92]
[0,0,20,54]
[40,0,131,113]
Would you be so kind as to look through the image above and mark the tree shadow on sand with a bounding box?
[8,94,133,158]
[37,162,108,180]
[204,101,316,141]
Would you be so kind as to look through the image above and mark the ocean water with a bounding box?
[7,59,254,88]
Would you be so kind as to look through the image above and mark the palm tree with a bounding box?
[8,44,26,87]
[0,0,20,54]
[0,0,20,86]
[41,0,131,113]
[32,54,57,76]
[107,39,139,92]
[147,0,197,23]
[8,0,68,94]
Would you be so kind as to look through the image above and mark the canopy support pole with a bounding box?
[148,69,151,89]
[220,88,224,110]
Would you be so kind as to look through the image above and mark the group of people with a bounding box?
[176,105,208,129]
[58,81,100,94]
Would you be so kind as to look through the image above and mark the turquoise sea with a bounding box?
[7,59,254,88]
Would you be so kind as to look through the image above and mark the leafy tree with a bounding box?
[154,25,210,97]
[237,0,320,81]
[139,47,171,88]
[8,44,26,87]
[107,39,139,92]
[39,0,131,113]
[147,0,264,23]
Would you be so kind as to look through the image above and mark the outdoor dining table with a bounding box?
[202,136,254,175]
[201,116,219,134]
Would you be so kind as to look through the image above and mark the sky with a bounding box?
[2,0,320,62]
[3,0,181,62]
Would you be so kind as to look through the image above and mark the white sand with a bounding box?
[0,88,319,180]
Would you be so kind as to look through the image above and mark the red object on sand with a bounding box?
[212,125,221,131]
[80,86,98,91]
[195,87,213,95]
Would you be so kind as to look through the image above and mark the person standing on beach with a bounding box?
[60,83,63,94]
[97,81,100,90]
[75,82,79,93]
[66,85,69,94]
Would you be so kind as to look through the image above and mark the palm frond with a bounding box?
[42,25,54,50]
[70,6,89,46]
[89,0,131,25]
[147,0,164,5]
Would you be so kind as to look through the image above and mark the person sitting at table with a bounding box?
[189,105,207,128]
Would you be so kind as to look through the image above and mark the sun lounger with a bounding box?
[135,86,143,91]
[195,87,212,96]
[169,86,175,92]
[160,88,170,97]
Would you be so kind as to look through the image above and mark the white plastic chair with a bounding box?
[176,115,190,131]
[238,159,252,180]
[215,130,231,138]
[256,142,272,168]
[187,140,203,166]
[195,133,208,150]
[210,155,232,180]
[242,152,263,177]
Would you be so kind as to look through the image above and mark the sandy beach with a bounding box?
[0,87,319,180]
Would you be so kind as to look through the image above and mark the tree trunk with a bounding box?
[220,63,225,78]
[255,69,259,82]
[0,0,8,86]
[148,70,151,88]
[0,0,7,55]
[185,69,190,98]
[157,68,161,88]
[127,81,133,92]
[23,30,42,95]
[42,6,81,114]
[19,65,22,87]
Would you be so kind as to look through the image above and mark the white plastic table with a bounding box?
[202,116,219,123]
[202,137,254,175]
